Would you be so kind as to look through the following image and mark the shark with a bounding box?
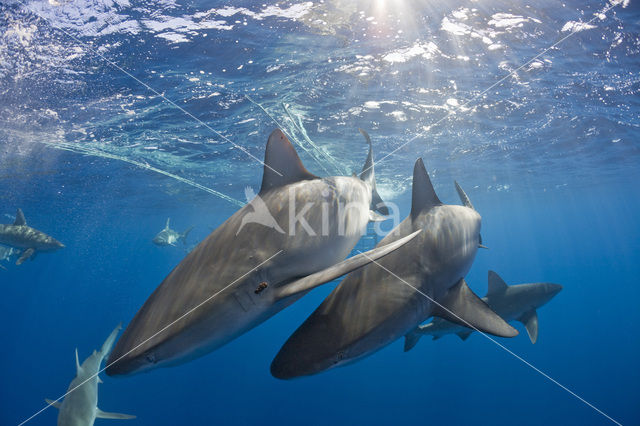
[404,271,562,350]
[106,128,417,376]
[46,324,135,426]
[271,159,518,379]
[152,218,193,247]
[0,208,64,265]
[0,246,19,269]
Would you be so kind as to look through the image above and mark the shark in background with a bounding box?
[404,271,563,351]
[271,159,517,379]
[0,208,64,265]
[46,324,135,426]
[106,129,416,376]
[0,246,19,269]
[152,218,193,247]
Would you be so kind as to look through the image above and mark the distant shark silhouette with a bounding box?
[0,208,64,265]
[152,218,193,247]
[404,271,562,350]
[271,159,517,379]
[46,324,135,425]
[0,246,18,269]
[106,129,413,376]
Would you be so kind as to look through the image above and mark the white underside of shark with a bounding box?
[46,324,135,426]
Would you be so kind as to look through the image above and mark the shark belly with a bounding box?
[58,376,98,426]
[107,175,374,375]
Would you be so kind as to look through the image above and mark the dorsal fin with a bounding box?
[260,129,317,194]
[14,208,26,226]
[75,348,82,374]
[454,181,474,210]
[164,218,170,230]
[411,159,441,218]
[487,270,509,295]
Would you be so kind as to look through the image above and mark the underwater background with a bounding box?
[1,0,639,424]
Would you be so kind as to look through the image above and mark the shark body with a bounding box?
[106,129,415,376]
[0,209,64,265]
[271,159,517,379]
[404,271,562,350]
[152,218,193,247]
[46,324,135,426]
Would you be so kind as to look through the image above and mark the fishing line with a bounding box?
[282,103,346,175]
[38,140,245,207]
[244,95,334,176]
[18,2,283,179]
[17,251,283,425]
[357,250,622,425]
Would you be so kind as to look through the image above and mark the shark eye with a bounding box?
[145,352,156,364]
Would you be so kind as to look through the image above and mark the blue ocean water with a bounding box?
[1,0,639,424]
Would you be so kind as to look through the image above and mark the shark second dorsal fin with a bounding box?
[518,309,539,344]
[260,129,317,194]
[457,330,473,341]
[454,181,474,210]
[403,329,421,352]
[411,159,441,219]
[433,278,518,338]
[14,208,26,226]
[358,129,389,215]
[487,271,509,296]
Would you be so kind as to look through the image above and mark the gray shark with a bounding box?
[0,208,64,265]
[404,271,562,350]
[0,246,18,269]
[271,159,517,379]
[46,324,135,425]
[106,129,415,376]
[152,218,193,246]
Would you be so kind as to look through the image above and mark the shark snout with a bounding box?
[547,283,563,297]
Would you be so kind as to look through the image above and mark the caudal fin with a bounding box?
[181,227,194,245]
[100,323,123,359]
[358,129,389,215]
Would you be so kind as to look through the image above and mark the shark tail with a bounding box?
[100,323,123,360]
[180,227,194,245]
[358,129,389,215]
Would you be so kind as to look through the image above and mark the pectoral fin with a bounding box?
[433,279,518,338]
[518,309,538,344]
[16,248,35,265]
[276,230,421,300]
[96,408,136,420]
[45,398,61,409]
